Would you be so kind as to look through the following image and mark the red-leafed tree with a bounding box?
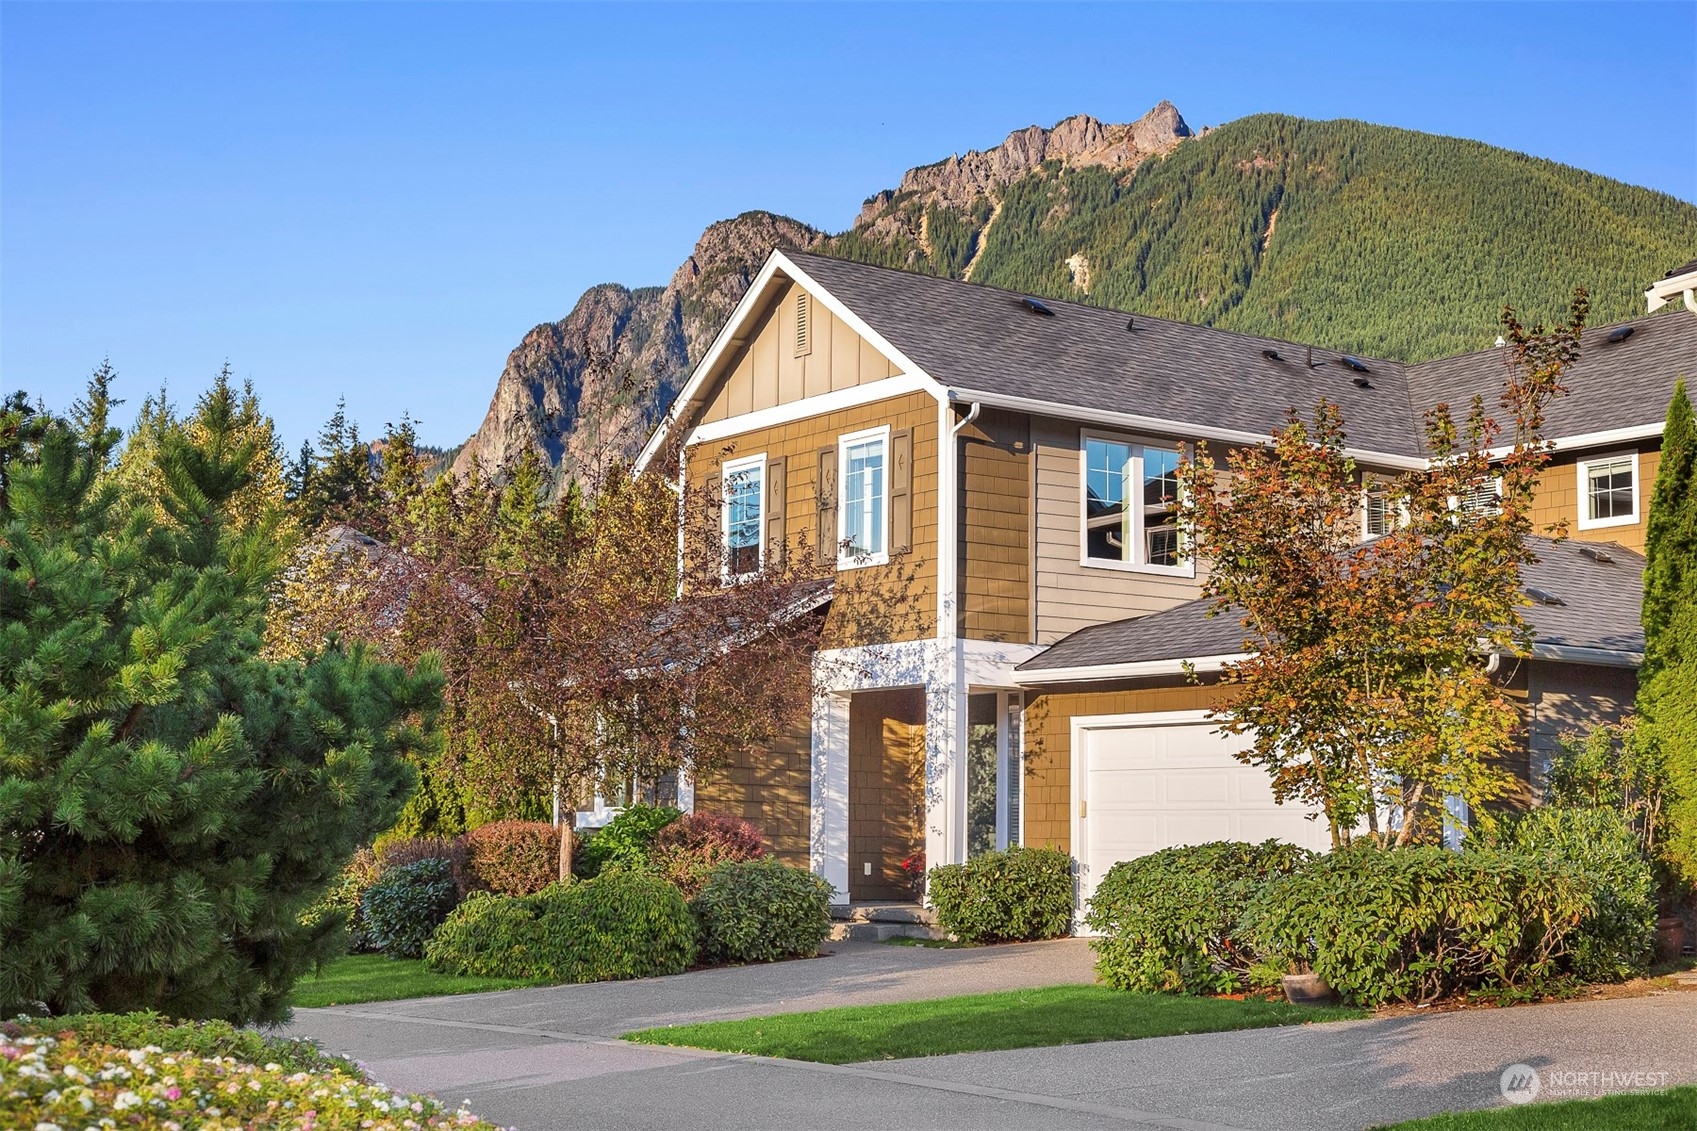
[1178,293,1588,846]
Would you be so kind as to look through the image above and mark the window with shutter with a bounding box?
[765,457,786,564]
[721,454,765,582]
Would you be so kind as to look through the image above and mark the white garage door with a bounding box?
[1077,715,1332,911]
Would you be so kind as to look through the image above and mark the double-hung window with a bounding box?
[722,454,765,581]
[838,426,889,567]
[1081,432,1188,572]
[1576,451,1639,530]
[1363,489,1393,539]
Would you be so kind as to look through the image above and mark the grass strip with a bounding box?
[623,983,1364,1063]
[1379,1086,1697,1130]
[291,954,543,1007]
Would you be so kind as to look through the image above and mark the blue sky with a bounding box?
[4,2,1694,451]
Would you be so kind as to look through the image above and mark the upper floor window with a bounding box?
[1456,476,1502,518]
[1577,451,1639,531]
[1363,490,1394,539]
[722,454,765,580]
[839,426,889,567]
[1081,433,1187,572]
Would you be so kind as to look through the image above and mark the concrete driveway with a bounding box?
[284,941,1696,1131]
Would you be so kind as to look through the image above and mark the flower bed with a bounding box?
[0,1030,503,1131]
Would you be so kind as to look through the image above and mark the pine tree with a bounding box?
[1640,378,1697,889]
[0,373,440,1023]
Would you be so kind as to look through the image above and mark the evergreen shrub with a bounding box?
[1085,840,1312,994]
[426,871,695,982]
[1481,808,1657,982]
[1241,843,1592,1005]
[692,860,833,964]
[926,847,1075,943]
[362,858,462,959]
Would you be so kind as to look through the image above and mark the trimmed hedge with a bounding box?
[693,860,833,964]
[1482,807,1657,982]
[465,820,561,896]
[650,812,766,896]
[1085,840,1312,995]
[1242,842,1593,1005]
[373,834,472,894]
[426,870,696,983]
[926,846,1075,943]
[362,857,462,959]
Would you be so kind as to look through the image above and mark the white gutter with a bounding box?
[1484,421,1666,460]
[945,387,1430,471]
[1528,643,1643,669]
[1011,652,1249,685]
[1645,269,1697,314]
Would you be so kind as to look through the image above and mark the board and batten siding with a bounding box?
[1031,416,1205,645]
[699,280,901,423]
[684,389,940,647]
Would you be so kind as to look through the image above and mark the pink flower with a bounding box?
[165,1086,182,1100]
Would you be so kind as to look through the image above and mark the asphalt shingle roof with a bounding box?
[1405,310,1697,442]
[788,252,1427,457]
[1016,536,1645,674]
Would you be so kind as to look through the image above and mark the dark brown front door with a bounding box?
[847,688,926,902]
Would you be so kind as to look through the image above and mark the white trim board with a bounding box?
[1012,653,1247,686]
[685,373,935,447]
[636,250,945,473]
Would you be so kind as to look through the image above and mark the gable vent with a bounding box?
[794,292,812,357]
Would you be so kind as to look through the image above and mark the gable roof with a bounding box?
[643,248,1697,468]
[1405,308,1697,445]
[1015,535,1647,679]
[788,251,1428,458]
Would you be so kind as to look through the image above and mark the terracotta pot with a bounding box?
[1281,972,1336,1005]
[1657,916,1686,963]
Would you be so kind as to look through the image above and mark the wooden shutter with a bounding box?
[703,471,721,581]
[891,428,912,553]
[816,446,838,567]
[765,457,786,565]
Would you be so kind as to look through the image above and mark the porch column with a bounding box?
[923,640,964,876]
[810,689,851,904]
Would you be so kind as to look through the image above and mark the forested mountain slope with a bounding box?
[454,105,1697,483]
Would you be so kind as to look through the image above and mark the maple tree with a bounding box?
[1178,292,1588,846]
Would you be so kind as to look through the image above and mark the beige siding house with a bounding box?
[636,248,1697,911]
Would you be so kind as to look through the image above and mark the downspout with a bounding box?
[1685,289,1697,315]
[940,393,982,872]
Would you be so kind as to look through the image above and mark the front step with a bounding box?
[827,902,947,942]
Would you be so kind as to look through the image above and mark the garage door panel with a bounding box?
[1080,721,1327,908]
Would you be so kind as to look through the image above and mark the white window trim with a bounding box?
[1077,428,1194,577]
[721,452,766,584]
[837,425,891,569]
[1575,450,1640,531]
[1450,474,1503,517]
[1361,487,1408,541]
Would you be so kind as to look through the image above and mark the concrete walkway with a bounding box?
[284,942,1697,1131]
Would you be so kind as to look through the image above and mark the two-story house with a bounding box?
[635,249,1697,910]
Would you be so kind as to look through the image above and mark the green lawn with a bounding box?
[623,983,1364,1063]
[291,954,544,1007]
[1382,1086,1697,1130]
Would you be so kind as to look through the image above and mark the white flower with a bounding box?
[34,1122,63,1131]
[113,1090,142,1110]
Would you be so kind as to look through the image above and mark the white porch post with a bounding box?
[811,688,851,904]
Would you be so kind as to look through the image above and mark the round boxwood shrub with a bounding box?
[649,812,766,896]
[362,857,462,959]
[926,846,1075,943]
[1085,840,1312,995]
[1480,807,1656,983]
[1241,842,1593,1006]
[465,820,561,896]
[576,804,680,877]
[693,859,834,964]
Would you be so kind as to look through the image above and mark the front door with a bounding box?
[847,688,926,902]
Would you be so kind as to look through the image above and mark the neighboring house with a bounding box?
[634,249,1697,907]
